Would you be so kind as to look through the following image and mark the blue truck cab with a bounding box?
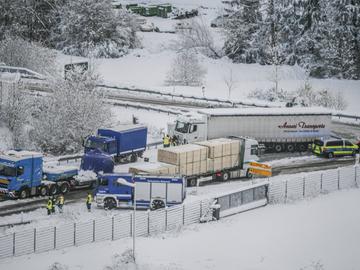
[0,150,78,199]
[84,125,147,163]
[95,173,186,210]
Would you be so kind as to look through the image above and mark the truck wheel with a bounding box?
[287,144,295,152]
[60,182,70,194]
[39,186,48,196]
[49,184,58,196]
[298,144,307,152]
[151,199,165,210]
[246,169,253,179]
[188,178,197,187]
[18,188,29,199]
[327,152,334,159]
[222,172,230,181]
[275,144,283,153]
[104,198,117,210]
[130,153,138,163]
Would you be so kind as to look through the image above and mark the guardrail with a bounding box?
[332,113,360,122]
[98,84,273,108]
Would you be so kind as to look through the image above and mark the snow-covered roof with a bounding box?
[103,124,146,132]
[197,107,332,116]
[0,150,43,162]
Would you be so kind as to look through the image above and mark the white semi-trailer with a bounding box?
[168,107,332,152]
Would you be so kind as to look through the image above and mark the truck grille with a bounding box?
[0,179,9,189]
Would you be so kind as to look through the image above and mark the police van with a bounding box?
[312,138,359,158]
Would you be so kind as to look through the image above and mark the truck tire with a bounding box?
[222,172,230,181]
[39,186,48,196]
[151,199,165,210]
[18,188,29,199]
[188,178,197,187]
[298,144,307,152]
[287,144,295,152]
[275,144,283,153]
[104,198,116,210]
[49,184,58,196]
[130,153,138,163]
[327,152,334,159]
[59,182,70,194]
[246,169,253,179]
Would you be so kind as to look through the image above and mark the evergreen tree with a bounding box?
[223,0,262,63]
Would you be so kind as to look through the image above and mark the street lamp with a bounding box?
[117,178,136,261]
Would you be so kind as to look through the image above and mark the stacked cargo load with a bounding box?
[157,144,208,175]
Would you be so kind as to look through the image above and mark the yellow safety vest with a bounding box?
[47,200,52,210]
[86,194,92,204]
[163,136,170,145]
[58,196,64,205]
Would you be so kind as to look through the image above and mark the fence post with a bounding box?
[199,201,202,218]
[147,210,150,236]
[130,213,133,237]
[33,228,36,252]
[355,166,358,188]
[320,173,323,192]
[111,216,114,241]
[93,220,95,242]
[284,180,288,203]
[73,223,76,246]
[165,207,168,231]
[303,177,306,197]
[338,169,340,190]
[13,232,15,255]
[54,227,56,250]
[183,204,185,225]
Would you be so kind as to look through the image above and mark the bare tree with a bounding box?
[223,68,237,99]
[166,51,207,86]
[176,17,221,59]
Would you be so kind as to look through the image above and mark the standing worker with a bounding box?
[86,192,92,212]
[46,197,53,215]
[163,134,170,148]
[51,196,56,214]
[57,194,64,213]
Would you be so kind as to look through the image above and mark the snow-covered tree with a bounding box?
[166,51,207,86]
[0,0,62,44]
[0,80,30,148]
[0,34,56,75]
[30,68,111,154]
[223,0,262,63]
[52,0,139,58]
[176,18,221,58]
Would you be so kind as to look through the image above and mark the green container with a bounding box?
[159,4,172,13]
[157,7,167,18]
[145,5,158,16]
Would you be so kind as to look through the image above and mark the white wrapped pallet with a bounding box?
[129,162,178,175]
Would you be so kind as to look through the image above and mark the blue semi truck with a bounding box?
[84,125,147,163]
[95,173,186,210]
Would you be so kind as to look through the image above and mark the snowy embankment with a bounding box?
[1,187,359,270]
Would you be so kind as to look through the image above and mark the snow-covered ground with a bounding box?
[57,0,360,116]
[2,187,359,270]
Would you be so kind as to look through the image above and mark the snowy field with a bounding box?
[57,0,360,115]
[1,187,360,270]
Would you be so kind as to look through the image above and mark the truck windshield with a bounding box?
[84,139,108,152]
[251,145,259,156]
[0,164,16,177]
[175,121,190,133]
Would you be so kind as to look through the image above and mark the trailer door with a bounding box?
[136,182,150,201]
[167,183,182,203]
[151,182,166,199]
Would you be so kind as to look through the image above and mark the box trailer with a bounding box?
[95,173,186,210]
[168,107,332,152]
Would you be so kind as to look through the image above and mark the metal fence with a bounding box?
[269,165,360,204]
[0,198,211,259]
[1,165,359,259]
